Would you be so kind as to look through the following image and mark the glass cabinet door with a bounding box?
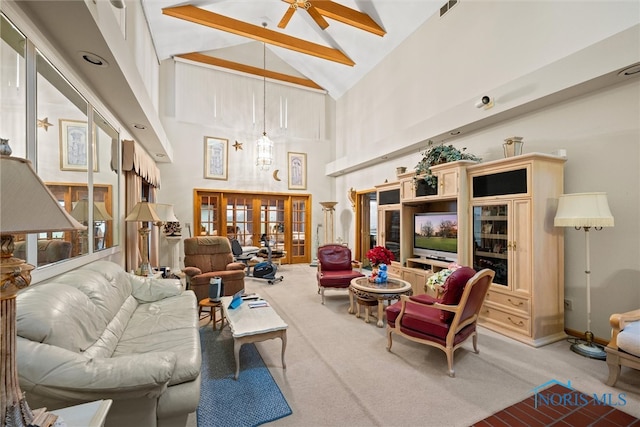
[472,204,508,286]
[383,209,401,263]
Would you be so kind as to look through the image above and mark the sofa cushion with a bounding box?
[439,267,476,322]
[17,283,107,353]
[618,321,640,357]
[115,291,201,386]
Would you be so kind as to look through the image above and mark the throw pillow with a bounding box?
[439,266,476,322]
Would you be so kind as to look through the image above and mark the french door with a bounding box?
[194,190,311,264]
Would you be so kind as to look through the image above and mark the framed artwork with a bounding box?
[288,152,306,190]
[204,136,228,180]
[59,119,97,171]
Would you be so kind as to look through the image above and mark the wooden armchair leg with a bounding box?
[472,333,479,354]
[606,353,621,386]
[387,328,393,351]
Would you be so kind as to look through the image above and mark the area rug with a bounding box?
[472,383,639,426]
[197,327,292,427]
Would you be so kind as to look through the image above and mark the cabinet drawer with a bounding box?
[484,291,530,315]
[480,307,531,335]
[388,264,403,278]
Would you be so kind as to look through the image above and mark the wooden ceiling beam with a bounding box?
[312,1,386,36]
[163,5,354,66]
[281,0,386,36]
[176,52,325,91]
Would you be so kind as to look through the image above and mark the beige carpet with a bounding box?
[189,264,640,427]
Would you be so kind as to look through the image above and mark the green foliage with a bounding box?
[414,141,481,189]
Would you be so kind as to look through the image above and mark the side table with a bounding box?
[199,298,225,330]
[53,399,112,427]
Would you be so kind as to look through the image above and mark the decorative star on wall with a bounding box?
[232,140,243,151]
[37,117,53,131]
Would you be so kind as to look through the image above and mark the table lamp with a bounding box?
[125,200,160,276]
[554,192,614,360]
[152,203,179,227]
[70,199,113,253]
[1,138,86,426]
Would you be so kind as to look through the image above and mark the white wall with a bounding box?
[333,2,640,340]
[153,1,640,340]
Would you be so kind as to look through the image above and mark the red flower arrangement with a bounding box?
[366,246,394,266]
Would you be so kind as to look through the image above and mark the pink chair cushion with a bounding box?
[439,267,476,322]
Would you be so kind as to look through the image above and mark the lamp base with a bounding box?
[570,341,606,360]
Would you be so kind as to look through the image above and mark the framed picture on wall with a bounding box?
[59,119,97,171]
[288,152,307,190]
[204,136,228,180]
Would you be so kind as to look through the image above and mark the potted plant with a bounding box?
[414,141,481,189]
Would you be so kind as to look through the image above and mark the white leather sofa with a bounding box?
[16,260,201,427]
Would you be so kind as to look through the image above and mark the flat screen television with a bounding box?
[413,212,458,262]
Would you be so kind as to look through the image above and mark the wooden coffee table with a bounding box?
[220,296,288,380]
[349,277,412,327]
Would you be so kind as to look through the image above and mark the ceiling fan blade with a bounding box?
[278,6,296,29]
[306,5,329,30]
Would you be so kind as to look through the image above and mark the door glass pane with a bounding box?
[473,204,508,285]
[291,198,306,257]
[226,196,253,246]
[261,198,285,250]
[200,195,218,235]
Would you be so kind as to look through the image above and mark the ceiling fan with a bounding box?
[278,0,328,30]
[276,0,386,36]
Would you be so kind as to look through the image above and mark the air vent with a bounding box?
[440,0,458,17]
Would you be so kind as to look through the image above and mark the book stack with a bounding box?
[248,300,269,309]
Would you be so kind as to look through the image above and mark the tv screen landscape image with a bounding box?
[413,212,458,261]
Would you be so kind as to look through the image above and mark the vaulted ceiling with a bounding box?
[142,0,444,99]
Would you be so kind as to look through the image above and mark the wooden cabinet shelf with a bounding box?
[376,153,566,347]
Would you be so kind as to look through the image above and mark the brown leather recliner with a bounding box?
[182,236,246,302]
[316,244,365,304]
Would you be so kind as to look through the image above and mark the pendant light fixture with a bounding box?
[256,22,274,171]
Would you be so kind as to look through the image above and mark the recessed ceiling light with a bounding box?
[133,124,146,129]
[450,130,461,135]
[79,51,109,68]
[381,156,388,160]
[156,153,165,158]
[618,63,640,77]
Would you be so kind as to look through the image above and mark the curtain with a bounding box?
[125,172,142,273]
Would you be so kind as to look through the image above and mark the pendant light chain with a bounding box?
[263,35,266,136]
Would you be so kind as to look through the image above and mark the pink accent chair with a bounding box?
[316,244,365,304]
[386,267,495,377]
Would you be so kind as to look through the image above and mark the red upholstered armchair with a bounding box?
[316,244,365,304]
[183,236,246,302]
[386,267,495,377]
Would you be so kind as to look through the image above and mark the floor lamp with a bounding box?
[554,192,614,360]
[1,139,85,426]
[125,200,160,276]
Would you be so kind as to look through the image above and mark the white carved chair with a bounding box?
[605,308,640,386]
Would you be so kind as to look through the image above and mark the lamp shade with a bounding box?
[125,201,161,222]
[554,192,614,228]
[152,203,178,223]
[70,200,113,222]
[0,156,85,233]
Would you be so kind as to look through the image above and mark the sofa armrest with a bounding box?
[608,308,640,350]
[18,338,176,400]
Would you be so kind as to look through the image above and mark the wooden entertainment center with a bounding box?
[376,153,567,347]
